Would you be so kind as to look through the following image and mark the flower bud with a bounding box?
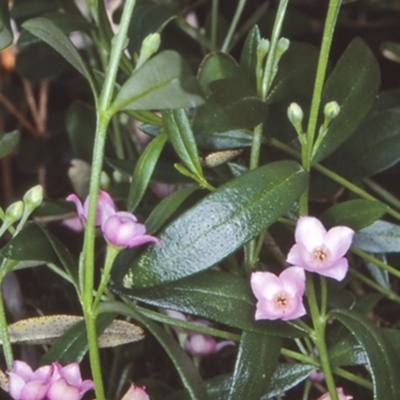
[324,101,340,120]
[287,103,304,137]
[136,33,161,70]
[23,185,43,210]
[100,171,111,191]
[0,201,24,237]
[257,38,270,60]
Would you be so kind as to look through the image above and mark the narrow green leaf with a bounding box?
[110,51,204,113]
[239,25,260,88]
[122,160,308,288]
[163,109,203,179]
[99,301,208,400]
[0,0,12,50]
[330,309,400,399]
[328,333,367,367]
[320,200,388,231]
[313,37,381,164]
[21,17,93,82]
[128,132,168,212]
[353,220,400,253]
[145,186,199,234]
[112,270,306,338]
[0,130,20,159]
[228,332,281,400]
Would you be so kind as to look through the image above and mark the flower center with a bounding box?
[313,246,329,266]
[273,292,290,311]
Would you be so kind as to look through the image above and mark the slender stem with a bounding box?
[363,178,400,211]
[221,0,247,52]
[93,245,120,309]
[269,137,400,222]
[249,123,263,170]
[280,347,318,366]
[349,268,400,303]
[306,0,342,167]
[0,265,14,369]
[332,366,373,390]
[351,247,400,279]
[320,276,328,317]
[211,0,219,51]
[307,274,338,400]
[260,0,289,100]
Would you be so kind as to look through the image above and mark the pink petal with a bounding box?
[66,194,84,219]
[294,216,326,251]
[324,226,354,260]
[282,294,307,321]
[280,267,306,297]
[185,334,216,355]
[46,379,80,400]
[59,363,82,386]
[79,379,95,396]
[126,235,161,248]
[287,243,319,270]
[165,310,187,321]
[8,372,25,399]
[254,299,282,320]
[319,258,349,281]
[120,384,150,400]
[10,360,33,381]
[250,272,282,301]
[62,217,83,232]
[20,380,49,400]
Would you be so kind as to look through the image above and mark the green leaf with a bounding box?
[0,0,12,50]
[329,333,367,367]
[21,17,93,82]
[313,37,381,164]
[121,160,308,288]
[320,200,388,231]
[10,0,57,19]
[239,25,260,88]
[353,220,400,253]
[198,52,240,93]
[0,130,20,159]
[99,301,208,400]
[128,132,168,212]
[113,270,306,338]
[39,313,116,365]
[110,50,204,113]
[0,222,78,286]
[145,186,199,234]
[163,109,203,179]
[267,42,319,104]
[330,309,400,399]
[228,332,281,400]
[195,130,254,150]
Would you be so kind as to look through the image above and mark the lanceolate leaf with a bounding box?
[330,309,400,399]
[313,37,380,164]
[0,130,20,159]
[228,332,281,400]
[113,270,306,338]
[128,131,168,212]
[121,160,309,288]
[110,50,204,113]
[22,17,93,83]
[0,0,12,51]
[239,25,260,88]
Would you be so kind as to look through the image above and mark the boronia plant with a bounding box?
[1,0,400,399]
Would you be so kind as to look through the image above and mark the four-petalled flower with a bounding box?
[286,216,354,281]
[250,267,306,321]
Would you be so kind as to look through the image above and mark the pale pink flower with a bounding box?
[251,267,306,321]
[120,383,150,400]
[66,190,115,227]
[166,310,234,357]
[46,362,94,400]
[7,360,53,400]
[287,216,354,281]
[316,387,353,400]
[101,211,160,248]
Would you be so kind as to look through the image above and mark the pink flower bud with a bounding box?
[251,267,306,321]
[120,383,150,400]
[287,216,354,281]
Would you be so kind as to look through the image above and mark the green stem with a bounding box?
[0,267,14,369]
[93,245,120,309]
[332,366,373,390]
[306,0,342,168]
[349,268,400,303]
[363,178,400,211]
[320,276,328,317]
[306,274,338,400]
[211,0,219,51]
[280,347,318,366]
[260,0,289,100]
[221,0,246,52]
[351,247,400,279]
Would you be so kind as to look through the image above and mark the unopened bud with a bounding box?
[23,185,43,210]
[136,33,161,70]
[287,102,304,138]
[257,39,270,60]
[324,101,340,120]
[277,37,290,54]
[100,171,111,190]
[5,201,24,222]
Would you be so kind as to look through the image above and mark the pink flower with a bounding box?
[316,387,353,400]
[120,383,150,400]
[166,310,234,357]
[7,361,53,400]
[287,216,354,281]
[46,362,94,400]
[101,211,160,248]
[66,190,115,227]
[250,267,306,321]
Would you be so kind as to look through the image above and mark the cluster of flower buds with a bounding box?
[67,190,160,249]
[251,216,354,322]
